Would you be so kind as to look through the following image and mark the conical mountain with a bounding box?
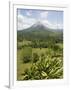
[17,21,63,41]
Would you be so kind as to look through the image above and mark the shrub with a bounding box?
[32,53,39,63]
[23,55,63,80]
[21,47,32,63]
[23,55,32,63]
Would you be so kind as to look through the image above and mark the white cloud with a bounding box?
[17,14,36,30]
[17,13,63,30]
[40,11,48,19]
[42,20,63,29]
[40,12,63,29]
[57,24,63,29]
[26,10,32,16]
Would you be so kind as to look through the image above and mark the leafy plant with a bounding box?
[23,54,63,80]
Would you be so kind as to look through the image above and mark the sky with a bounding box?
[17,9,63,30]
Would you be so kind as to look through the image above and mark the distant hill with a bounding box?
[17,21,63,41]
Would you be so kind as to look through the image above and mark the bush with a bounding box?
[20,47,32,63]
[23,55,32,63]
[32,53,39,63]
[23,56,63,80]
[53,45,60,51]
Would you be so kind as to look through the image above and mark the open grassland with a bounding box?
[17,42,63,80]
[17,49,32,80]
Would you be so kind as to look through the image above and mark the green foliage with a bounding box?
[17,31,23,42]
[17,27,63,43]
[23,56,32,63]
[21,47,32,63]
[32,53,39,63]
[23,54,63,80]
[17,26,63,80]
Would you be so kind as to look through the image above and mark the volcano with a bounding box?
[17,21,63,41]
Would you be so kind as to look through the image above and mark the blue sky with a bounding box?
[17,9,63,30]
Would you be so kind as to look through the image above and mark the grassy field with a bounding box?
[17,42,63,80]
[17,49,32,80]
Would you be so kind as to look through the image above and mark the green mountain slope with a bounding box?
[17,22,63,42]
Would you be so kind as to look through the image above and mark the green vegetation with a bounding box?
[17,26,63,80]
[23,54,63,80]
